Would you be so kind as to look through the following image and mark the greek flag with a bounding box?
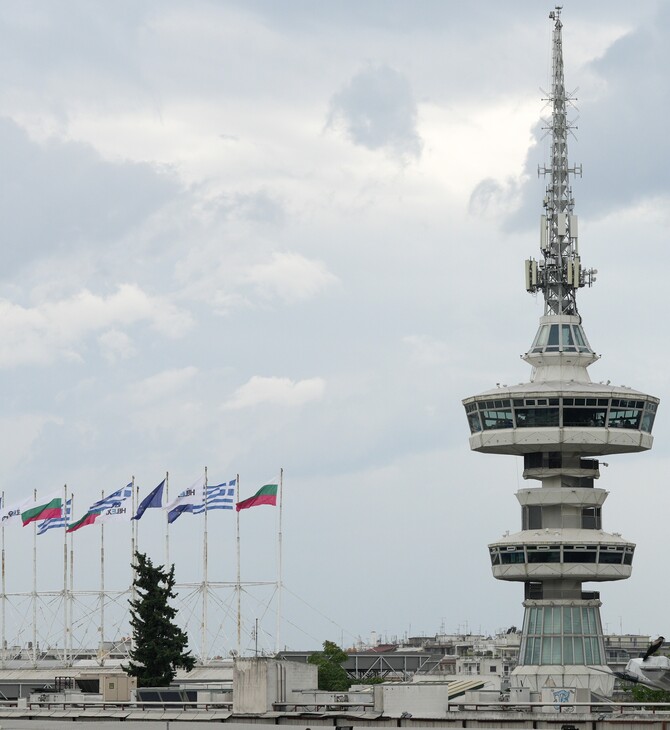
[37,499,73,536]
[89,483,133,512]
[193,479,237,513]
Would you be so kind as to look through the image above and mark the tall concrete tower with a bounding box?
[462,8,660,696]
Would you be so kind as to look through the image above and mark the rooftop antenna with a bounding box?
[526,5,597,315]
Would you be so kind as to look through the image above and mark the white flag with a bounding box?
[95,489,134,525]
[0,497,32,527]
[164,475,206,524]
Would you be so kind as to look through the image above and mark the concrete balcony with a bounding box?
[469,426,653,456]
[488,529,634,582]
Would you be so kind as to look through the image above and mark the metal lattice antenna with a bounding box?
[525,7,597,315]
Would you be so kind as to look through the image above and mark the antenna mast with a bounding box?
[526,6,595,315]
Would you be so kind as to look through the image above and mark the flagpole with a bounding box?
[132,476,138,554]
[32,488,37,667]
[130,475,137,639]
[236,474,241,656]
[99,488,105,665]
[164,471,169,567]
[1,490,5,669]
[62,484,67,666]
[276,468,283,653]
[202,466,208,664]
[68,492,74,665]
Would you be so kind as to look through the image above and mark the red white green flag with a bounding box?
[67,483,133,532]
[22,493,63,526]
[66,511,101,533]
[236,481,278,512]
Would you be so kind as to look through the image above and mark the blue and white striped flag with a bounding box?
[37,499,73,536]
[89,483,133,512]
[193,478,237,513]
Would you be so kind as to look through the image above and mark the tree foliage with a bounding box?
[308,640,351,691]
[125,551,195,687]
[631,683,670,706]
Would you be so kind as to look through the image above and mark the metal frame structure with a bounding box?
[0,471,287,666]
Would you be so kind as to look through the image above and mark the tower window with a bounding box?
[563,546,597,563]
[563,408,607,427]
[581,507,601,530]
[500,549,525,564]
[521,606,604,666]
[515,408,560,427]
[641,411,655,433]
[480,409,513,430]
[599,547,623,564]
[525,582,543,600]
[467,412,482,433]
[608,408,642,429]
[527,548,560,563]
[523,505,542,530]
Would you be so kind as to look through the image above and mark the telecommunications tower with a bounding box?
[462,7,659,696]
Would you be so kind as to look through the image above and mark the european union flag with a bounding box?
[132,479,165,521]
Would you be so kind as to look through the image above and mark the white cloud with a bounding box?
[224,375,325,410]
[245,252,338,303]
[128,366,199,406]
[98,329,136,362]
[0,414,62,474]
[0,284,192,367]
[403,335,454,366]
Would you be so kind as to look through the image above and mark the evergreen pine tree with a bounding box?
[125,551,195,687]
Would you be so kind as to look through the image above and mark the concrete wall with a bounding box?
[283,662,318,704]
[374,682,450,718]
[233,658,317,714]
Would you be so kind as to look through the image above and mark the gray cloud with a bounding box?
[0,1,148,98]
[328,65,422,158]
[0,118,179,275]
[206,190,285,226]
[478,4,670,231]
[577,6,670,212]
[469,177,523,220]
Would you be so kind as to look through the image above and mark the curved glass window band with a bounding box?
[521,606,603,665]
[464,397,657,433]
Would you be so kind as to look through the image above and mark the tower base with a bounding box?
[514,599,614,697]
[511,664,614,698]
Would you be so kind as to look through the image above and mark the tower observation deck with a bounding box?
[462,8,659,697]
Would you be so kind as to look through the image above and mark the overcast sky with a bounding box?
[0,0,669,657]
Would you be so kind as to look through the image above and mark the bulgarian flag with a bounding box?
[68,483,133,532]
[22,492,63,526]
[236,481,278,512]
[67,511,101,533]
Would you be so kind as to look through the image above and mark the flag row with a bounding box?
[0,475,280,535]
